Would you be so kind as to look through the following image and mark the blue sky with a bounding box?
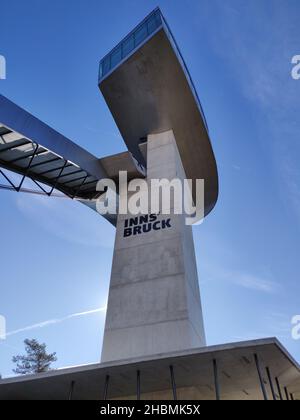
[0,0,300,377]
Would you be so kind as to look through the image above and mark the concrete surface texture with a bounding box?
[101,130,206,362]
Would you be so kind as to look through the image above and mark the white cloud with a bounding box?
[233,273,279,294]
[202,262,280,294]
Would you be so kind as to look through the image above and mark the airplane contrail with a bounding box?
[5,306,107,338]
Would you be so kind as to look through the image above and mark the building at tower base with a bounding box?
[0,339,299,400]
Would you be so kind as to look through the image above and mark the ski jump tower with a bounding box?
[98,8,218,362]
[1,8,299,400]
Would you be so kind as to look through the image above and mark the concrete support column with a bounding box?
[213,359,220,400]
[101,130,206,362]
[284,386,290,400]
[68,380,75,400]
[266,367,276,400]
[275,377,283,400]
[254,353,268,400]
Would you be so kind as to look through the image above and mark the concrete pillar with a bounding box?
[101,130,206,362]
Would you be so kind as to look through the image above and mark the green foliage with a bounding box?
[12,339,57,375]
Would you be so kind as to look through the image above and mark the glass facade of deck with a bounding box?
[99,9,162,81]
[98,8,208,130]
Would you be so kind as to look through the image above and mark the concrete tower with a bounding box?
[101,130,206,362]
[98,8,218,362]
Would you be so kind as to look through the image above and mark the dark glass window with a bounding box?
[147,14,157,34]
[155,10,162,26]
[111,46,122,68]
[134,23,148,46]
[99,63,103,78]
[122,34,134,56]
[102,56,110,76]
